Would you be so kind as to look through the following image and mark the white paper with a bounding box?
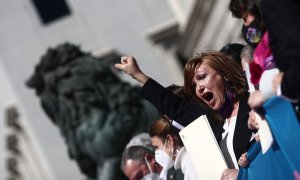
[179,115,228,180]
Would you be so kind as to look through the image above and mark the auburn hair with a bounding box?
[149,118,183,147]
[184,51,247,103]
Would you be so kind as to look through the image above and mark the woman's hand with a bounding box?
[221,169,239,180]
[238,153,249,167]
[248,90,265,109]
[248,110,259,130]
[115,56,149,85]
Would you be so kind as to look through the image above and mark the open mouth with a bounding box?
[202,92,213,103]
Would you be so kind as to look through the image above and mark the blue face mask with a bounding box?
[242,21,263,48]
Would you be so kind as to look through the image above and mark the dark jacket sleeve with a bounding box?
[141,78,224,143]
[261,0,300,100]
[141,78,206,125]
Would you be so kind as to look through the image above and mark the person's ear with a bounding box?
[145,153,155,164]
[166,134,174,146]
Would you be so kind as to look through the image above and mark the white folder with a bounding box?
[179,115,228,180]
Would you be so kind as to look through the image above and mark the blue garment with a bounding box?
[238,96,300,180]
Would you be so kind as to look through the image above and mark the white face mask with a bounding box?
[155,149,174,170]
[155,139,174,170]
[141,172,161,180]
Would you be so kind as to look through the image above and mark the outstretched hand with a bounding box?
[115,56,139,76]
[115,56,149,85]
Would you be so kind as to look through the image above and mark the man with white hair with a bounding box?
[121,133,162,180]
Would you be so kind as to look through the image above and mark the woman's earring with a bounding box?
[225,78,235,89]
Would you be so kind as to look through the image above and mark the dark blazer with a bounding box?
[233,92,253,161]
[167,167,184,180]
[141,78,253,162]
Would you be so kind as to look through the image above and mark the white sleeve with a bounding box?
[260,68,279,100]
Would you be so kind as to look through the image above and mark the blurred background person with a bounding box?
[149,118,197,180]
[229,0,266,49]
[250,0,300,119]
[121,133,162,180]
[220,43,245,65]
